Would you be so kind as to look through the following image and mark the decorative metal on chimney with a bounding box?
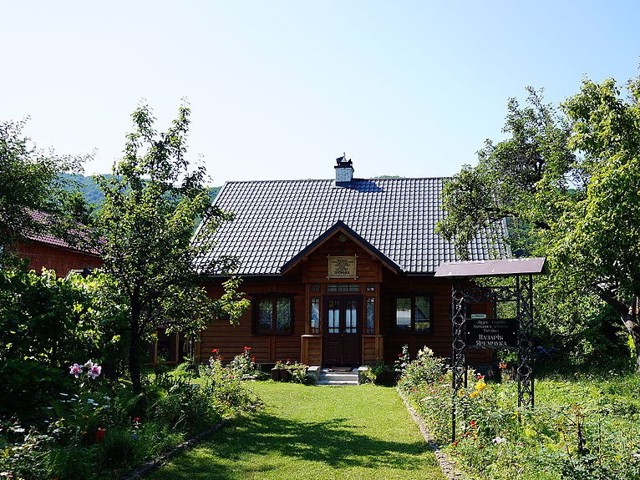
[334,154,354,185]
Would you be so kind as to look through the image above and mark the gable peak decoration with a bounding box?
[334,154,354,185]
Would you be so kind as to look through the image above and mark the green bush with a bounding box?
[401,364,640,480]
[397,345,446,393]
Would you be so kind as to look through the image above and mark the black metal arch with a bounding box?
[435,258,546,442]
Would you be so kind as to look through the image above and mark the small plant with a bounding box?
[397,346,446,393]
[228,346,260,378]
[285,362,310,384]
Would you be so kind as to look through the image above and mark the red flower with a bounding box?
[243,345,251,351]
[211,348,219,354]
[132,417,141,424]
[470,420,477,429]
[251,356,256,363]
[95,427,106,443]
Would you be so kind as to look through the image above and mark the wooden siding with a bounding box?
[15,240,103,278]
[299,234,383,284]
[199,232,493,367]
[380,273,493,364]
[199,277,306,364]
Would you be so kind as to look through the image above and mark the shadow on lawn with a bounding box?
[154,412,432,479]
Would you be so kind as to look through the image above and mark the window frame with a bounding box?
[252,294,294,335]
[393,294,433,334]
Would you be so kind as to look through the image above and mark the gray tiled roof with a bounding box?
[193,177,508,276]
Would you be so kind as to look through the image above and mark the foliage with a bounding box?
[61,172,220,209]
[0,359,260,479]
[0,119,88,260]
[437,76,640,370]
[0,266,127,421]
[399,345,446,392]
[400,356,640,480]
[285,361,310,384]
[90,102,248,393]
[227,345,261,378]
[361,362,394,385]
[203,356,262,413]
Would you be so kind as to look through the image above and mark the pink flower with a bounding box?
[211,348,219,354]
[69,363,83,377]
[87,364,102,379]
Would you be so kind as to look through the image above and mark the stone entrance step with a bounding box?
[317,368,359,386]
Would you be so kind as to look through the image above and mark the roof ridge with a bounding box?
[222,176,450,185]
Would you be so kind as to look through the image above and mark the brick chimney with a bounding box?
[334,154,354,185]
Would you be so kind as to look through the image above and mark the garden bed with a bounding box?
[398,348,640,479]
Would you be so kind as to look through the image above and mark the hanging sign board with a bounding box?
[467,318,518,349]
[327,255,357,279]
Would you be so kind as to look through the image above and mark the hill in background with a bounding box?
[62,173,220,207]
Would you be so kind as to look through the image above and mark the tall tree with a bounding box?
[0,119,85,261]
[438,77,640,371]
[94,103,247,393]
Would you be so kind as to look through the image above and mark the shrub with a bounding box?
[227,346,261,378]
[397,345,446,393]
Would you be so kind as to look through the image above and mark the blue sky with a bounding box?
[2,1,639,184]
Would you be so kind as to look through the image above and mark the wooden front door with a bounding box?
[323,296,361,366]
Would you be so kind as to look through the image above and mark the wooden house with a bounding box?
[193,157,506,367]
[15,211,102,277]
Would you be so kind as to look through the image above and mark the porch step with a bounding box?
[317,368,359,386]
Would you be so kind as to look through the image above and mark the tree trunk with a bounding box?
[622,314,640,374]
[595,288,640,373]
[129,292,142,394]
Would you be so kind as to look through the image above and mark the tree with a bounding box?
[0,119,86,261]
[93,102,248,393]
[438,77,640,371]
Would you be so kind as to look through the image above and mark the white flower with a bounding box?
[492,436,507,444]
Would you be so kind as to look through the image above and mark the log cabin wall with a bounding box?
[199,232,493,367]
[200,276,306,364]
[15,240,103,277]
[380,273,493,364]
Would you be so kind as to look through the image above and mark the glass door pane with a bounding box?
[345,300,357,334]
[328,300,340,334]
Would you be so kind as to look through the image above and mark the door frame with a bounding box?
[322,295,362,366]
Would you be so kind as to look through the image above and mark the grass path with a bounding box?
[149,382,446,480]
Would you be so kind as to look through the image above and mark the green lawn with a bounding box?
[149,382,446,480]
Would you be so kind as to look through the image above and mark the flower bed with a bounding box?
[0,356,261,480]
[397,346,640,480]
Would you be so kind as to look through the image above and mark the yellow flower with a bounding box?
[469,390,479,399]
[475,381,486,391]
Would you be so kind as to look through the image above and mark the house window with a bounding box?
[395,295,432,333]
[254,296,293,334]
[310,297,320,334]
[326,283,360,293]
[365,297,375,334]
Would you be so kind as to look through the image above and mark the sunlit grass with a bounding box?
[149,382,445,480]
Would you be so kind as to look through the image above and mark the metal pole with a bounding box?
[451,280,466,442]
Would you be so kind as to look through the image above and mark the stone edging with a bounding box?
[397,389,466,480]
[119,420,226,480]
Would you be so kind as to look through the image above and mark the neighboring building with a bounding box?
[15,211,102,277]
[193,157,508,367]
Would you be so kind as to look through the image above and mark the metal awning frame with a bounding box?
[436,258,546,443]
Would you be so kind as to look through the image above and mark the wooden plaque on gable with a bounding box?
[327,255,357,279]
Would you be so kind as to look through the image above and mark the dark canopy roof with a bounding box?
[193,177,509,276]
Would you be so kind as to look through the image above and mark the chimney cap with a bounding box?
[336,153,352,167]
